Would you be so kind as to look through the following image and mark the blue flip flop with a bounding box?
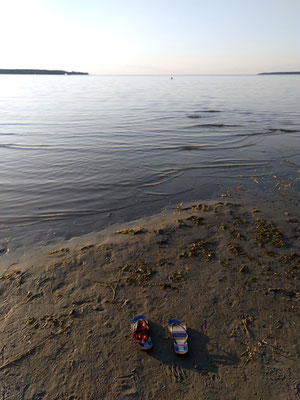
[167,318,188,354]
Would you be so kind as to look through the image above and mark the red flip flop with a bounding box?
[131,315,153,350]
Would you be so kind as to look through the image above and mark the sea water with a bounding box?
[0,74,299,253]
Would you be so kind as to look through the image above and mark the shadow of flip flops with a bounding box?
[147,321,239,374]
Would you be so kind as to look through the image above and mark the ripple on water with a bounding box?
[0,74,299,250]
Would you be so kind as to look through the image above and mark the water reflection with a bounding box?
[0,75,299,249]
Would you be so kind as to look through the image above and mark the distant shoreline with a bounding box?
[258,71,300,75]
[0,69,88,75]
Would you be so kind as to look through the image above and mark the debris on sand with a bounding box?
[179,240,213,259]
[254,219,286,247]
[115,227,147,235]
[121,261,156,286]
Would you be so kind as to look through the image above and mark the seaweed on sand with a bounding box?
[176,219,191,229]
[24,291,43,303]
[179,240,213,259]
[177,203,211,211]
[278,252,300,279]
[254,220,286,248]
[122,261,156,286]
[168,271,183,282]
[48,248,69,256]
[0,270,24,287]
[219,224,245,240]
[191,203,211,211]
[115,227,147,235]
[233,217,249,227]
[187,216,206,225]
[227,244,246,257]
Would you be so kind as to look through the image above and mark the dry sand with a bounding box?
[0,188,299,400]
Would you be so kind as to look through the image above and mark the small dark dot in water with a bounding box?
[187,114,202,119]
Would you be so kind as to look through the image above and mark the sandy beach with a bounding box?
[0,186,299,400]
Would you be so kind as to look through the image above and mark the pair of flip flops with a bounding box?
[131,315,188,354]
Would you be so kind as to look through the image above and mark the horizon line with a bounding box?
[89,73,259,76]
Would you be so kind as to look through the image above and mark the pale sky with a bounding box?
[1,0,299,74]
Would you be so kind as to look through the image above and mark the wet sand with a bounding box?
[0,188,299,399]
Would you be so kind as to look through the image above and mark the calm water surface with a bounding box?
[0,75,299,253]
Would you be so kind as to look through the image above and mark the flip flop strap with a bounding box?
[171,324,187,344]
[132,323,149,343]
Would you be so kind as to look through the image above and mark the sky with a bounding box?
[1,0,299,75]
